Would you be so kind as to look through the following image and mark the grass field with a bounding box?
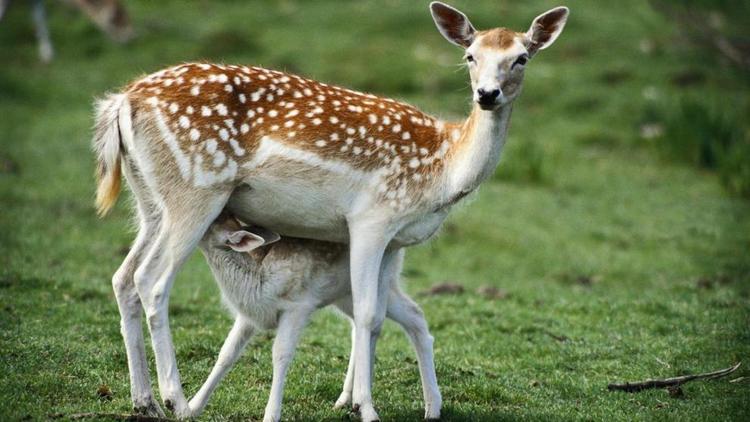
[1,0,749,420]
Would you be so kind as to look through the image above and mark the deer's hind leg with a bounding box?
[132,188,231,418]
[112,161,164,416]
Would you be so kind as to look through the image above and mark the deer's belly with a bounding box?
[227,166,363,243]
[228,139,451,245]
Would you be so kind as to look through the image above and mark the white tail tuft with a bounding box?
[93,93,128,216]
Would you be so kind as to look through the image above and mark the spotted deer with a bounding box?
[93,2,568,420]
[190,213,440,421]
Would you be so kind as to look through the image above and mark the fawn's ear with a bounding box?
[430,1,476,48]
[226,228,278,252]
[525,6,569,56]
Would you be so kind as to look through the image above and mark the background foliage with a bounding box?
[1,0,748,420]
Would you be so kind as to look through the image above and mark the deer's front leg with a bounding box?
[348,218,393,422]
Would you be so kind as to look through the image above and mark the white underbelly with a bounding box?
[227,176,352,242]
[227,138,450,245]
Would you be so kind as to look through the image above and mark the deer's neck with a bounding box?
[442,104,512,199]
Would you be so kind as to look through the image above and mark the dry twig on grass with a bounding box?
[607,362,742,393]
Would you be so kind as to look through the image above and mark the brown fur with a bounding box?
[127,63,453,168]
[123,63,464,208]
[478,28,520,50]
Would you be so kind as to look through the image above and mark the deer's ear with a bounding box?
[430,2,476,48]
[525,6,569,56]
[226,230,270,252]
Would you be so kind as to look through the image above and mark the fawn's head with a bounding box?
[430,2,569,111]
[202,212,280,252]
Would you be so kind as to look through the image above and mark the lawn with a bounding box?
[1,0,749,420]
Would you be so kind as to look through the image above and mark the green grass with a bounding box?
[1,0,749,420]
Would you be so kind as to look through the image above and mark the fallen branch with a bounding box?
[607,362,741,393]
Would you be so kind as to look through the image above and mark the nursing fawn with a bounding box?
[190,213,440,421]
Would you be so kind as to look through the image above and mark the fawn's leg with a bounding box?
[188,318,255,417]
[262,308,313,422]
[333,318,356,409]
[386,287,441,420]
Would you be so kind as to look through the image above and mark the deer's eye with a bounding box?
[465,54,475,63]
[512,55,528,68]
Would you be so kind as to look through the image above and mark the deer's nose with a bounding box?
[477,88,501,104]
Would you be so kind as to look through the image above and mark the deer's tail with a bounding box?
[93,93,130,216]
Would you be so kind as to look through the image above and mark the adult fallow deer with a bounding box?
[93,2,568,420]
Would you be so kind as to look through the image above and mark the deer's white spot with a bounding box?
[201,106,212,116]
[229,139,245,156]
[402,131,411,140]
[169,103,179,114]
[311,117,322,125]
[315,140,326,147]
[179,115,190,129]
[368,114,378,124]
[251,88,265,102]
[216,103,228,116]
[189,128,200,141]
[206,138,218,154]
[213,150,226,166]
[240,123,249,134]
[191,85,200,96]
[219,128,229,141]
[285,109,299,118]
[268,110,278,117]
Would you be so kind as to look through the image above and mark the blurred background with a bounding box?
[1,0,748,420]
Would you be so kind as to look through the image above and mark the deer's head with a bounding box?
[430,2,569,111]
